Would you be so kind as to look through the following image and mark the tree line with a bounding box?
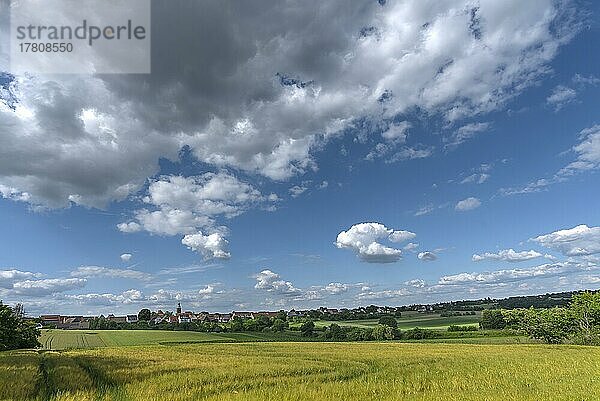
[480,292,600,344]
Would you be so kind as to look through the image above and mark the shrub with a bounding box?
[447,325,478,332]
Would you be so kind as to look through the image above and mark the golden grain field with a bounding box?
[1,342,599,401]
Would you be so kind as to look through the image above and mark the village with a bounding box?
[38,302,405,329]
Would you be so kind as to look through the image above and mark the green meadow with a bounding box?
[1,342,599,401]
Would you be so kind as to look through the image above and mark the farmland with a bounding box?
[39,329,308,350]
[1,342,599,401]
[307,313,480,330]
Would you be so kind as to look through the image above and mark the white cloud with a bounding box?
[445,122,491,148]
[66,289,144,305]
[461,173,490,184]
[198,285,215,295]
[116,222,141,233]
[414,205,435,216]
[120,253,132,262]
[405,279,426,288]
[438,261,591,285]
[472,249,543,263]
[532,224,600,257]
[418,251,437,261]
[289,185,308,198]
[318,181,329,189]
[335,222,415,263]
[381,121,411,141]
[254,269,301,295]
[455,197,481,211]
[117,172,266,258]
[0,1,576,208]
[12,278,87,296]
[546,85,577,111]
[324,282,349,295]
[181,232,231,260]
[0,269,42,288]
[70,266,150,280]
[502,125,600,195]
[404,242,419,251]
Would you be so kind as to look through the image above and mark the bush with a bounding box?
[447,325,478,332]
[402,328,438,340]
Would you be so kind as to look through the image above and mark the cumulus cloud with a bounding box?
[335,222,415,263]
[118,171,267,258]
[12,278,86,296]
[324,282,349,295]
[0,269,42,288]
[120,253,132,262]
[254,269,301,295]
[198,285,215,295]
[181,232,231,260]
[455,197,481,211]
[532,224,600,257]
[418,251,437,261]
[472,249,543,263]
[405,279,426,288]
[66,289,144,305]
[0,1,577,209]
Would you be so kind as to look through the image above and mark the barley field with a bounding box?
[1,342,598,401]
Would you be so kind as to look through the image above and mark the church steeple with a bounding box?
[176,302,182,315]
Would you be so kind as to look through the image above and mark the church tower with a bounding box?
[176,302,182,315]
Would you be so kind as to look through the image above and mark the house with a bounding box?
[231,311,254,320]
[126,315,138,323]
[208,313,231,323]
[57,316,90,330]
[178,315,192,323]
[287,309,307,318]
[253,311,279,319]
[107,314,127,323]
[40,315,61,326]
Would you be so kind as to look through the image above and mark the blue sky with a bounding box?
[0,0,599,315]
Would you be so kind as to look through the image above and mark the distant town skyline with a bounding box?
[1,0,600,315]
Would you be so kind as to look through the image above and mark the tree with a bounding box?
[138,308,151,322]
[325,323,346,340]
[0,302,40,350]
[371,324,395,340]
[230,317,244,332]
[272,318,287,332]
[243,319,259,331]
[523,307,575,344]
[276,310,287,321]
[570,292,600,344]
[378,315,398,329]
[479,309,506,330]
[300,321,315,337]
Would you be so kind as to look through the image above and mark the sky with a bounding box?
[0,0,599,315]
